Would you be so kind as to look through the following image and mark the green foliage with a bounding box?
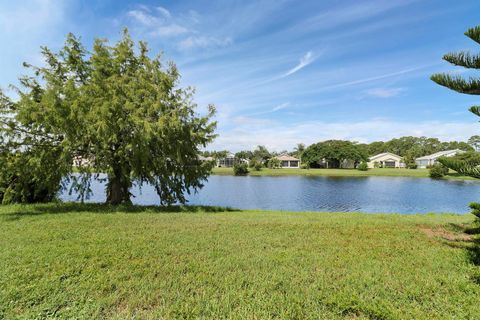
[235,150,253,161]
[468,135,480,151]
[302,140,368,168]
[0,30,216,205]
[431,25,480,218]
[252,145,271,162]
[300,163,309,169]
[0,149,68,204]
[248,158,263,171]
[429,164,449,179]
[407,163,418,169]
[402,153,418,169]
[292,143,306,159]
[469,202,480,218]
[357,162,368,171]
[233,163,249,175]
[267,157,281,169]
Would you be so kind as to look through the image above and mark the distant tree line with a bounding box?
[203,136,476,169]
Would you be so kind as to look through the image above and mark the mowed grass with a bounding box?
[212,167,474,180]
[1,203,480,319]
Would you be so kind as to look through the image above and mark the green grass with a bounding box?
[1,203,479,319]
[212,167,475,180]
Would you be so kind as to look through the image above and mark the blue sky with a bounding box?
[1,0,480,151]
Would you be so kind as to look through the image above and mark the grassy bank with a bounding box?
[1,203,479,319]
[212,167,474,180]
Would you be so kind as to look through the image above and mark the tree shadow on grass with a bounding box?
[2,202,240,221]
[441,222,480,284]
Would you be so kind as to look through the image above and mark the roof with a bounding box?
[274,155,300,161]
[416,149,465,161]
[369,152,402,161]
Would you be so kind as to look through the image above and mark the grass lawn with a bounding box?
[212,167,474,180]
[1,203,479,319]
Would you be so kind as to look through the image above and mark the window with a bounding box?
[384,161,395,168]
[290,161,299,167]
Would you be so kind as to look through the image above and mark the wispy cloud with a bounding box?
[282,51,316,78]
[318,64,436,92]
[366,88,404,98]
[248,102,290,116]
[126,5,233,50]
[272,102,290,112]
[178,36,233,50]
[156,6,171,19]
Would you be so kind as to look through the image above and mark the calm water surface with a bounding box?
[61,175,480,214]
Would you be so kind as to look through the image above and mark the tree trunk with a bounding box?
[106,167,131,205]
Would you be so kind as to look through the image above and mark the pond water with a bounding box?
[60,175,480,214]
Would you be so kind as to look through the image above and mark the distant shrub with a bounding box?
[249,159,263,171]
[357,162,368,171]
[373,161,380,168]
[300,163,309,169]
[267,158,281,169]
[407,162,417,169]
[233,163,249,176]
[429,163,448,179]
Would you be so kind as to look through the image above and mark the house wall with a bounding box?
[280,160,300,168]
[367,155,404,169]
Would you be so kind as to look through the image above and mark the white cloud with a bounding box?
[126,5,232,50]
[282,51,316,78]
[317,64,436,92]
[127,5,188,38]
[128,9,158,26]
[178,36,233,50]
[366,88,404,98]
[272,102,290,112]
[209,119,479,152]
[152,24,189,37]
[156,6,171,19]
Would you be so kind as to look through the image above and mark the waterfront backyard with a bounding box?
[1,203,479,319]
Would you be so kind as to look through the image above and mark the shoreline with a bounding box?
[211,167,475,180]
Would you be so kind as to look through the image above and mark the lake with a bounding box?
[60,175,480,214]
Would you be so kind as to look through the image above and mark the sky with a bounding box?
[1,0,480,152]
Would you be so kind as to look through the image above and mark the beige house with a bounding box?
[275,155,300,168]
[367,152,404,169]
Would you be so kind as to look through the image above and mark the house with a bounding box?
[274,155,300,168]
[367,152,404,169]
[216,154,249,167]
[217,153,235,167]
[415,149,465,168]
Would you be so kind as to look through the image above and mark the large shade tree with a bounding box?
[0,30,216,205]
[431,25,480,219]
[302,140,368,168]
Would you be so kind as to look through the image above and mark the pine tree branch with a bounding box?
[443,52,480,69]
[430,74,480,95]
[465,26,480,45]
[469,105,480,117]
[438,157,480,178]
